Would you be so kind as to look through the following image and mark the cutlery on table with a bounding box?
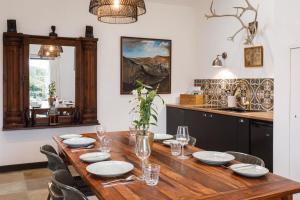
[102,175,139,186]
[231,164,255,170]
[73,145,95,149]
[70,145,95,152]
[184,152,194,157]
[222,164,254,170]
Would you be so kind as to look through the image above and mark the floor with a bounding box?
[0,167,98,200]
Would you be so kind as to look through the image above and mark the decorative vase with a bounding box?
[48,97,55,107]
[136,130,154,148]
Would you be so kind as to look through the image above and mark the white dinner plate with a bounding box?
[59,134,82,140]
[154,134,173,141]
[86,161,134,177]
[162,139,178,146]
[192,151,235,165]
[63,137,96,148]
[229,164,269,178]
[163,139,186,146]
[80,152,111,163]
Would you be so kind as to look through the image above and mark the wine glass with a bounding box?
[176,126,190,160]
[135,136,151,179]
[96,125,106,146]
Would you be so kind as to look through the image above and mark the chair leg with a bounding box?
[47,192,51,200]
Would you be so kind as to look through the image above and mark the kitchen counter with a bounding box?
[167,104,273,122]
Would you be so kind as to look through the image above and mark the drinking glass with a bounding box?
[100,137,112,153]
[170,141,181,156]
[176,126,190,160]
[144,164,160,186]
[96,125,106,142]
[135,135,151,179]
[129,126,137,136]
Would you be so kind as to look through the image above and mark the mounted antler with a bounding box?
[205,0,259,45]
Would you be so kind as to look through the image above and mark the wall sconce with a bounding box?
[212,52,227,68]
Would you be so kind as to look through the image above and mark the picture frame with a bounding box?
[244,46,264,67]
[120,36,172,94]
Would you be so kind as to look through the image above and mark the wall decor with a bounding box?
[205,0,259,45]
[194,78,274,111]
[85,25,94,38]
[244,46,264,67]
[3,24,99,130]
[121,37,172,94]
[7,19,17,32]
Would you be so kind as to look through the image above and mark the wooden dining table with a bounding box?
[53,131,300,200]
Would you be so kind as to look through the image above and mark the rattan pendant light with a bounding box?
[38,45,63,59]
[38,26,63,59]
[89,0,146,24]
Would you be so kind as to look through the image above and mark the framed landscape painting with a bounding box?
[121,37,172,94]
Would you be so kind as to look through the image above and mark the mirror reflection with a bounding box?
[29,44,75,109]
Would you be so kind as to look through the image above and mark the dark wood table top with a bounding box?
[53,132,300,200]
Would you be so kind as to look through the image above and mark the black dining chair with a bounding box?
[188,136,197,146]
[40,145,67,171]
[51,169,89,200]
[226,151,265,167]
[40,145,94,199]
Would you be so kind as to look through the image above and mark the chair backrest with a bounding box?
[189,136,197,146]
[226,151,265,167]
[52,170,88,200]
[40,145,67,171]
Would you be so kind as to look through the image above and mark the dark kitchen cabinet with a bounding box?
[166,106,273,170]
[204,113,238,152]
[184,110,206,148]
[250,121,273,171]
[183,110,238,152]
[166,107,185,135]
[237,118,250,154]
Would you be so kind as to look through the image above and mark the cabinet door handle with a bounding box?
[203,113,207,117]
[266,133,271,137]
[209,114,213,118]
[240,119,244,123]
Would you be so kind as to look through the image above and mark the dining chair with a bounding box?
[40,145,67,171]
[40,145,94,198]
[188,136,197,146]
[51,169,89,200]
[226,151,265,166]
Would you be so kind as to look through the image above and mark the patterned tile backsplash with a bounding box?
[194,78,274,111]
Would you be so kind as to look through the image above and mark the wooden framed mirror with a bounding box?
[3,27,99,130]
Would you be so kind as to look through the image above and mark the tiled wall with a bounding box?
[194,78,274,111]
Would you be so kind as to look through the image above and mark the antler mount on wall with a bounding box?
[205,0,259,45]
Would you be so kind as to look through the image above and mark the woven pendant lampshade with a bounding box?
[38,45,63,59]
[37,26,63,59]
[89,0,146,24]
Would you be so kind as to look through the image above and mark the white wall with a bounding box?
[273,0,300,179]
[0,0,199,166]
[194,0,300,182]
[195,0,275,79]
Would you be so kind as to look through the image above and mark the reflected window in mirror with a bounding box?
[29,44,76,109]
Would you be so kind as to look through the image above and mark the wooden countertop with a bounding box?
[54,132,300,200]
[167,104,273,122]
